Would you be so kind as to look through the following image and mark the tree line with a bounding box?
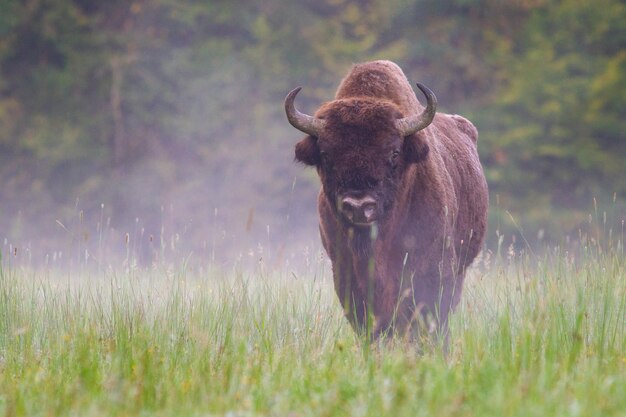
[1,0,624,265]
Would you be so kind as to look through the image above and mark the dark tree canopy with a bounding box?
[0,0,624,265]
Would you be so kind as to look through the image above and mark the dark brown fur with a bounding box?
[293,61,488,339]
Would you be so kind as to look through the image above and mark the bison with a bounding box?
[285,60,488,341]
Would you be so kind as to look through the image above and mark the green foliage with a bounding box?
[478,0,626,239]
[0,0,624,259]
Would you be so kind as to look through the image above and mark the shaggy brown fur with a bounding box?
[291,60,488,339]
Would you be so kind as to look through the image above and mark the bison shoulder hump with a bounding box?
[450,114,478,144]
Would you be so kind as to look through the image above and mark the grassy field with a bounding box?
[0,241,625,416]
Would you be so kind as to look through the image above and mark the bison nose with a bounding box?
[341,196,378,225]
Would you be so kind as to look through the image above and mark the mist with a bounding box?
[1,1,624,270]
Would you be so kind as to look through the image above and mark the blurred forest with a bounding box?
[0,0,624,268]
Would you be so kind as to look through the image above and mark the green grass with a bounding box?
[0,245,625,416]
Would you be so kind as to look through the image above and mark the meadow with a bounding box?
[0,235,624,417]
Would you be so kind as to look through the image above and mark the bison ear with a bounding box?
[403,133,429,163]
[295,135,320,166]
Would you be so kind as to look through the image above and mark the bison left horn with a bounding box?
[395,83,437,137]
[284,87,326,137]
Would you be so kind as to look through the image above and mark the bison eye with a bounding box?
[320,151,330,166]
[389,150,400,167]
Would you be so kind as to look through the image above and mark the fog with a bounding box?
[1,97,325,270]
[1,1,624,271]
[1,55,326,271]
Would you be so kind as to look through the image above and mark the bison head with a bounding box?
[285,84,436,228]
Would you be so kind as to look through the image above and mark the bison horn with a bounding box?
[284,87,326,137]
[395,83,437,137]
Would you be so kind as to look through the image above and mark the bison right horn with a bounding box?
[284,87,326,137]
[395,83,437,137]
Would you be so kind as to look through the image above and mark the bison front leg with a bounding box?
[320,221,375,336]
[399,252,462,345]
[331,260,371,336]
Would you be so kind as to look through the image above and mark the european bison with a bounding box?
[285,60,488,340]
